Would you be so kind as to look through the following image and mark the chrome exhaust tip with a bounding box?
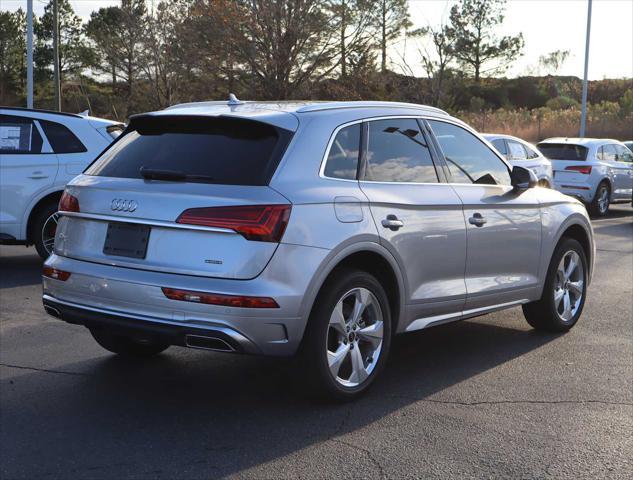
[44,305,62,319]
[185,334,235,353]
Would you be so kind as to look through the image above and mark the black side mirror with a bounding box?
[511,165,538,190]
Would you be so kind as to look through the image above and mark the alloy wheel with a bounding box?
[553,250,585,322]
[598,187,609,214]
[41,212,60,256]
[326,287,384,388]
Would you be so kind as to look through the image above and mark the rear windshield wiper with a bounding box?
[139,167,215,183]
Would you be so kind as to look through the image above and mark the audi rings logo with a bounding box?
[111,199,138,212]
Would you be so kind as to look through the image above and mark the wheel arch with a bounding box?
[554,218,594,286]
[300,241,407,335]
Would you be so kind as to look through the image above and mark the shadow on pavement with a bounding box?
[0,248,41,288]
[1,318,558,478]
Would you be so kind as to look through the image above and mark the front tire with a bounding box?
[302,268,392,400]
[589,182,610,217]
[90,329,170,357]
[522,238,588,332]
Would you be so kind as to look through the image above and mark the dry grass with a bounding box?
[460,107,633,142]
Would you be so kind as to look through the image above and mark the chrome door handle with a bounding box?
[469,213,487,227]
[381,215,404,231]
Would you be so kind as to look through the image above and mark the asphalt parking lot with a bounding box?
[1,205,631,479]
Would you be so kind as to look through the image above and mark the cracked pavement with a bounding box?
[1,205,632,479]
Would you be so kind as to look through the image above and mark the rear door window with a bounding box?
[537,143,588,161]
[364,118,439,183]
[86,116,293,186]
[323,124,361,180]
[600,144,617,161]
[508,140,527,160]
[491,138,507,155]
[40,120,86,153]
[0,114,43,154]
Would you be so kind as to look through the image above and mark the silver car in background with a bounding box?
[537,138,633,216]
[42,100,595,399]
[483,133,553,188]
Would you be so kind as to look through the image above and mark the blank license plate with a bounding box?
[103,222,150,259]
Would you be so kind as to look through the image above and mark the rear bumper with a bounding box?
[553,182,594,203]
[43,294,258,353]
[42,242,330,356]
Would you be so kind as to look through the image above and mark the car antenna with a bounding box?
[228,93,243,106]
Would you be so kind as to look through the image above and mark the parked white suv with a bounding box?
[0,108,123,258]
[537,138,633,216]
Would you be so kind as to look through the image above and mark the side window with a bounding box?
[40,120,87,154]
[601,144,617,162]
[597,146,604,160]
[0,114,43,154]
[364,118,438,183]
[525,144,540,159]
[508,140,527,160]
[491,138,507,155]
[428,120,511,186]
[323,124,361,180]
[614,144,633,162]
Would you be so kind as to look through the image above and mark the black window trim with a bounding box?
[0,115,55,155]
[360,117,445,185]
[320,115,449,184]
[422,117,513,187]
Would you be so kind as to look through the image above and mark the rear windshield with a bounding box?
[537,143,588,161]
[85,115,292,185]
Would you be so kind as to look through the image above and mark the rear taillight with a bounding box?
[59,192,80,212]
[43,266,71,281]
[162,287,279,308]
[176,204,291,243]
[565,165,592,175]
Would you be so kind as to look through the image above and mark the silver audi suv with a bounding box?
[42,100,595,399]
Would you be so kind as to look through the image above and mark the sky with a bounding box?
[2,0,632,80]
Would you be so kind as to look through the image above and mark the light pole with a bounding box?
[26,0,33,109]
[53,0,61,111]
[579,0,592,138]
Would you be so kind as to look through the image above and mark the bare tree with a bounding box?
[210,0,338,99]
[409,22,456,107]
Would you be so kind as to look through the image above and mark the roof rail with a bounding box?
[295,101,449,115]
[167,93,246,111]
[0,106,83,118]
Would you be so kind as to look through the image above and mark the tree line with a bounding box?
[1,0,630,125]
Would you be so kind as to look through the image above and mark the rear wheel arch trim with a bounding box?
[300,240,407,334]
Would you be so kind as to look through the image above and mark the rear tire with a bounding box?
[301,268,392,401]
[589,181,610,217]
[522,238,588,332]
[90,329,170,357]
[31,201,60,260]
